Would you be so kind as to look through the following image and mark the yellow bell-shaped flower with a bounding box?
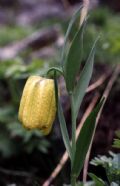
[18,76,56,135]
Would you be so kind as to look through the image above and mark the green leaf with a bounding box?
[107,154,120,184]
[89,173,106,186]
[61,6,82,64]
[64,21,85,92]
[58,98,72,159]
[113,139,120,149]
[112,130,120,149]
[90,153,120,185]
[115,130,120,138]
[90,155,112,167]
[72,98,104,177]
[53,70,72,159]
[73,37,99,118]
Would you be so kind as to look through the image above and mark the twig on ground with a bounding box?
[76,93,100,139]
[83,65,120,183]
[86,72,110,93]
[42,93,100,186]
[0,167,33,177]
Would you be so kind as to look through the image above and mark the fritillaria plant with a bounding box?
[19,7,104,186]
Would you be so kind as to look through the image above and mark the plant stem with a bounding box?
[71,94,76,166]
[71,94,77,186]
[71,174,77,186]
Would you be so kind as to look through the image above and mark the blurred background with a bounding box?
[0,0,120,185]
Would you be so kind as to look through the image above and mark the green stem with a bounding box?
[47,67,63,75]
[71,174,77,186]
[71,94,76,166]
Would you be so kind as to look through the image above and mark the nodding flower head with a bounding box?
[18,76,56,135]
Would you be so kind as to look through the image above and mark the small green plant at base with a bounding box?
[89,130,120,186]
[90,152,120,186]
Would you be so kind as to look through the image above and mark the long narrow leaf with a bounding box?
[72,98,104,177]
[73,37,99,118]
[64,21,85,92]
[61,6,82,65]
[58,99,72,159]
[54,71,72,159]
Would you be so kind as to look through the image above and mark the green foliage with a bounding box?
[81,7,120,64]
[113,130,120,149]
[0,26,33,46]
[71,99,104,177]
[61,6,84,93]
[91,152,120,185]
[0,105,50,158]
[64,23,84,92]
[56,7,104,186]
[73,38,98,118]
[113,139,120,149]
[61,7,120,64]
[61,6,82,65]
[1,5,119,186]
[57,97,72,159]
[0,58,49,79]
[89,7,110,26]
[89,173,106,186]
